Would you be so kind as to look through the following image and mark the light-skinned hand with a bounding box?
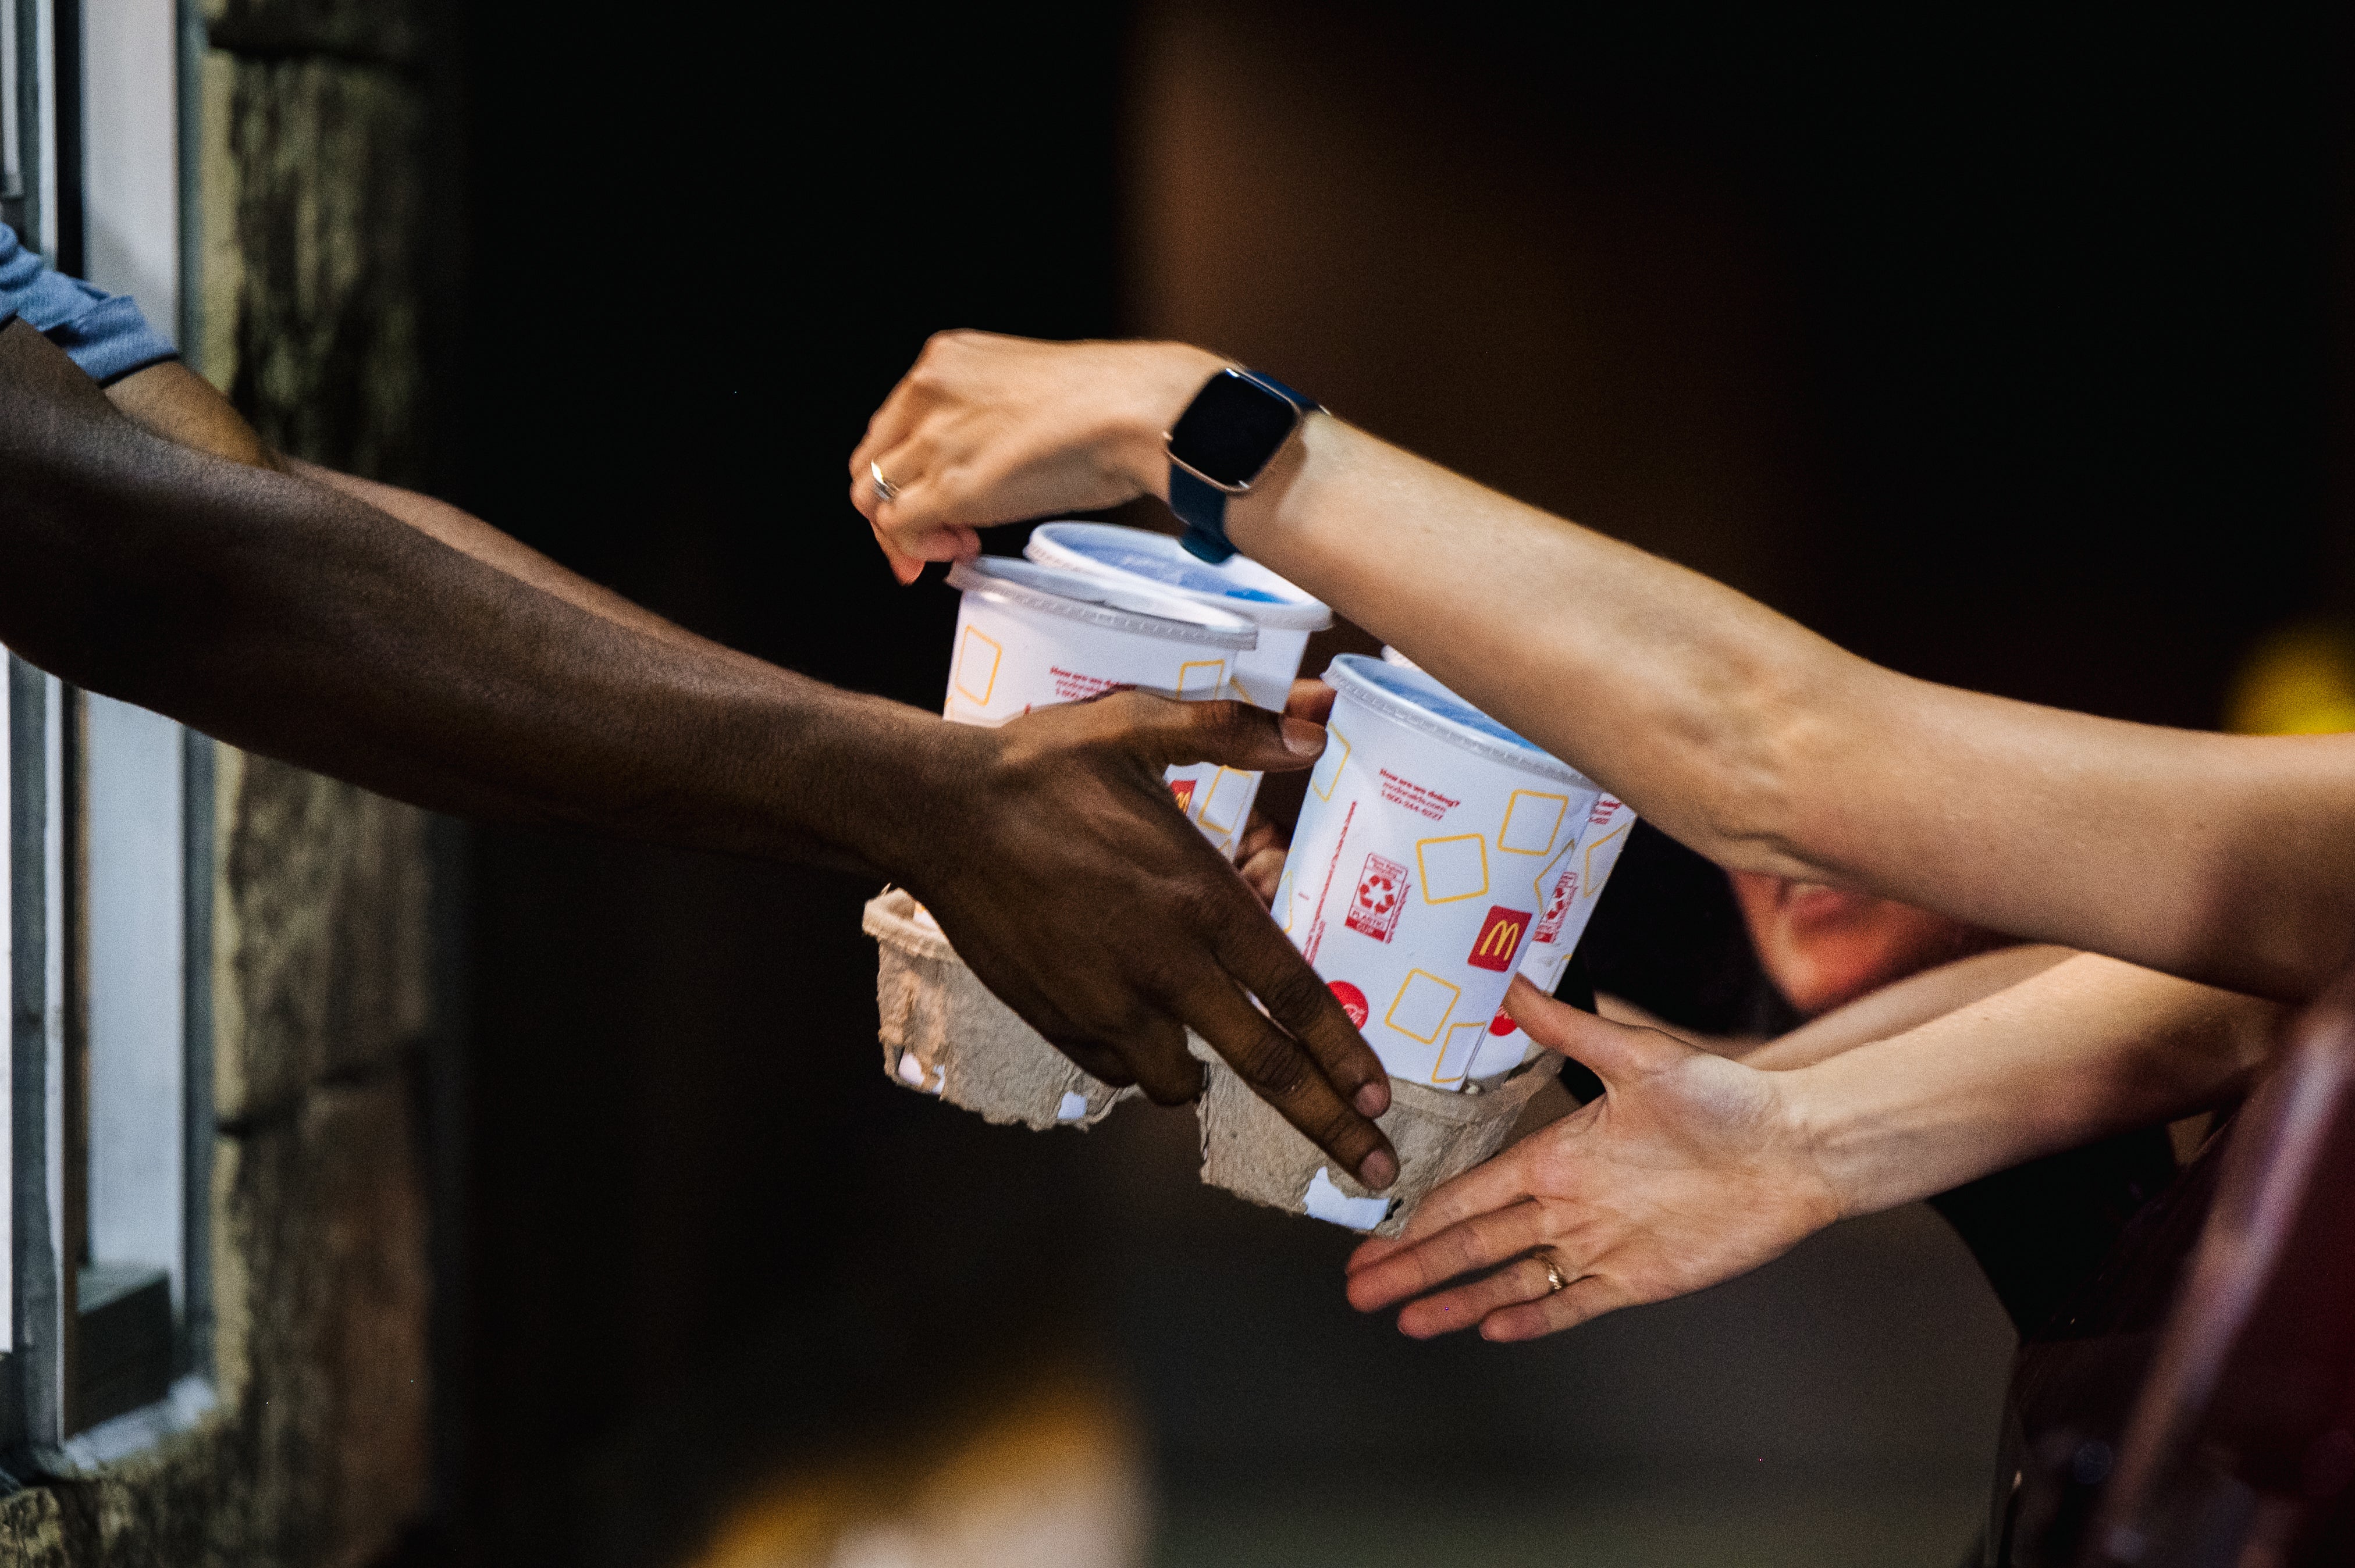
[1342,974,1838,1338]
[848,331,1221,582]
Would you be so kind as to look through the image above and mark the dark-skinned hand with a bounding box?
[897,688,1397,1190]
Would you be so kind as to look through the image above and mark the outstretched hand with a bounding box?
[848,332,1222,582]
[902,687,1397,1190]
[1342,975,1839,1338]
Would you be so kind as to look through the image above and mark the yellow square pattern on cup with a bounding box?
[1275,867,1296,933]
[1433,1020,1488,1084]
[1415,833,1490,904]
[1581,821,1630,901]
[1499,789,1570,856]
[954,625,1004,707]
[1385,969,1462,1044]
[1531,835,1577,906]
[1197,766,1253,834]
[1177,658,1228,700]
[1310,724,1351,801]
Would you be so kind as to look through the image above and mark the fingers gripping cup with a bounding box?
[943,555,1261,848]
[870,557,1258,1128]
[1026,523,1332,856]
[1279,655,1602,1090]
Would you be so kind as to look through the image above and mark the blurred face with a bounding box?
[1728,872,2007,1017]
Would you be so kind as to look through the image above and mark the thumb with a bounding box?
[1097,694,1329,774]
[1504,974,1692,1088]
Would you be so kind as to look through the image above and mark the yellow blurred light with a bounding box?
[681,1370,1149,1568]
[2224,622,2355,736]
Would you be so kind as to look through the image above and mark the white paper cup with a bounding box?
[1374,648,1637,1078]
[1463,791,1639,1078]
[1275,654,1600,1091]
[943,555,1260,851]
[1027,523,1332,853]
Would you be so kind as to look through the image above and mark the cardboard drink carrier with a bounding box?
[864,888,1137,1129]
[1192,1044,1566,1236]
[881,555,1255,1127]
[863,886,1563,1235]
[866,589,1610,1235]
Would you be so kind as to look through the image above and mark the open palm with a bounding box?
[1345,976,1842,1341]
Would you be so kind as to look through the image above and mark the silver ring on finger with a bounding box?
[870,460,902,505]
[1531,1249,1570,1295]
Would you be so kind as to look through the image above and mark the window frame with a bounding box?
[8,655,70,1448]
[1,0,216,1463]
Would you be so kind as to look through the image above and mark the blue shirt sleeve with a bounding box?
[0,220,179,384]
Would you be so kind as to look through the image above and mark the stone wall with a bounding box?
[199,0,437,487]
[0,0,446,1560]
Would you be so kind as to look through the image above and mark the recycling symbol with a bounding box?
[1346,851,1411,942]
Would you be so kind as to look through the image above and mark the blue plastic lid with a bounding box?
[1322,653,1584,782]
[1026,523,1332,631]
[1079,541,1283,601]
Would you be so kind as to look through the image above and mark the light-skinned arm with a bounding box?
[848,332,2355,1003]
[3,321,1399,1184]
[1339,957,2276,1341]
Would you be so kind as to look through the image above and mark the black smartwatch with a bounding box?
[1165,367,1322,562]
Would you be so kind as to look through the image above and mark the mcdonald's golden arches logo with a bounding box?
[1466,906,1533,972]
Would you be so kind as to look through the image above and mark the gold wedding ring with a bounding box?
[1535,1250,1569,1294]
[870,460,902,504]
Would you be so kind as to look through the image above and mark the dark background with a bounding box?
[431,5,2350,1563]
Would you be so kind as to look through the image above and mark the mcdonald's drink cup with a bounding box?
[1463,792,1639,1080]
[1026,523,1332,856]
[942,556,1260,849]
[1276,654,1600,1090]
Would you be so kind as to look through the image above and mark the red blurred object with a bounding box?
[1993,967,2355,1566]
[1727,869,2008,1017]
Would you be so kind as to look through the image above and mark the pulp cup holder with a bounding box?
[864,889,1560,1232]
[1194,1050,1561,1238]
[864,888,1134,1129]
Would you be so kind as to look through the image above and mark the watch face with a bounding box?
[1168,369,1305,489]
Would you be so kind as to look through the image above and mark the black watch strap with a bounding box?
[1169,370,1320,564]
[1169,466,1237,562]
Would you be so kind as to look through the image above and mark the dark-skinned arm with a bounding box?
[2,319,1397,1185]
